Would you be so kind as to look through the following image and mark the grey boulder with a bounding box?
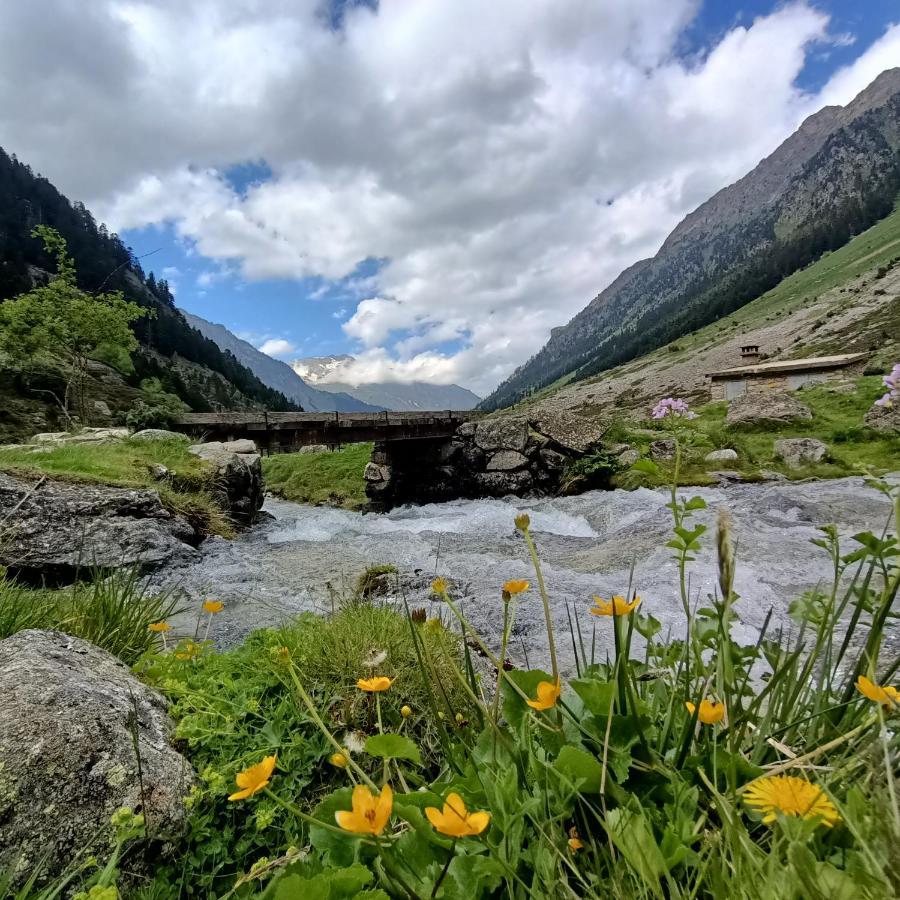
[705,448,739,462]
[0,473,198,578]
[188,441,264,526]
[131,428,190,442]
[774,437,828,468]
[726,392,812,427]
[650,438,676,460]
[864,401,899,432]
[0,630,197,883]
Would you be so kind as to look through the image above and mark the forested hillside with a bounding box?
[0,147,297,415]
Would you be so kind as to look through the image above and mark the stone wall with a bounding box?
[365,410,609,508]
[709,361,866,402]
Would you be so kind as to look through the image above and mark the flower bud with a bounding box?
[514,512,530,532]
[401,705,412,718]
[330,751,349,768]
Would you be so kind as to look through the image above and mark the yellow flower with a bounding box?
[228,755,277,801]
[425,792,491,837]
[175,641,201,660]
[685,699,726,725]
[743,775,840,828]
[590,595,641,617]
[335,784,393,835]
[527,679,561,710]
[568,827,583,852]
[330,751,349,768]
[148,621,171,632]
[855,675,900,708]
[204,599,224,614]
[357,676,394,692]
[400,705,412,718]
[432,577,449,596]
[503,579,530,595]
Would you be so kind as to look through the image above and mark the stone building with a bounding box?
[708,347,868,402]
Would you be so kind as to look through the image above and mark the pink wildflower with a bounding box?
[651,397,698,420]
[874,363,899,408]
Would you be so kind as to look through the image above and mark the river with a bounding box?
[162,474,898,672]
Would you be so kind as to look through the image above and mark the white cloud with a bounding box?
[258,338,296,358]
[0,1,895,393]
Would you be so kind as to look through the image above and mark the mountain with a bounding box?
[482,68,900,410]
[0,147,298,416]
[180,314,382,413]
[292,356,481,411]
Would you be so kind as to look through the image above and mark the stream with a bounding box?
[161,474,898,673]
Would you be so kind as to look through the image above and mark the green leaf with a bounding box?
[570,677,616,716]
[554,745,603,793]
[364,733,422,765]
[683,496,708,511]
[502,668,553,728]
[631,459,661,475]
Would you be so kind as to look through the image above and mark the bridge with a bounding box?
[171,410,474,453]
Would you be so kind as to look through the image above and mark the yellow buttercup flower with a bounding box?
[330,751,349,768]
[228,755,276,801]
[567,826,584,852]
[425,792,491,837]
[335,784,393,835]
[855,675,900,707]
[503,579,530,595]
[685,699,726,725]
[432,577,449,596]
[590,595,641,617]
[175,641,201,660]
[357,676,394,692]
[743,775,840,828]
[148,621,171,632]
[203,599,224,614]
[527,679,561,710]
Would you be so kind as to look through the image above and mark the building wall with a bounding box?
[710,361,865,402]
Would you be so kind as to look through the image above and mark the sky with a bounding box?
[0,1,898,395]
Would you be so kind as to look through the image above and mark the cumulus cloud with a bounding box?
[0,1,894,393]
[258,338,296,358]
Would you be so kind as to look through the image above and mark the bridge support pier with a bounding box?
[364,439,459,510]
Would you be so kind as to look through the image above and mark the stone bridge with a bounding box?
[172,409,610,508]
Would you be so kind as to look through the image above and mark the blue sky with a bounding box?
[6,0,895,392]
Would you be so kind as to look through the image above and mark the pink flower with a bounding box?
[651,397,697,420]
[875,363,899,409]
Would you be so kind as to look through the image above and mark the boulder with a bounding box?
[774,438,828,468]
[31,427,130,445]
[223,438,257,454]
[364,462,390,483]
[474,470,533,496]
[617,448,641,467]
[486,450,529,471]
[188,442,264,526]
[92,399,112,417]
[0,630,197,884]
[131,428,190,442]
[726,392,812,428]
[473,418,529,453]
[0,473,198,579]
[864,402,899,432]
[650,438,676,460]
[705,448,739,463]
[529,410,608,453]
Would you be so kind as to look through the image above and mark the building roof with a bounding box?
[707,352,867,379]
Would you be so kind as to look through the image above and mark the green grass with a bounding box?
[0,569,181,665]
[616,376,899,487]
[0,436,234,536]
[263,443,372,509]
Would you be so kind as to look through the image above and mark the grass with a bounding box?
[0,436,234,537]
[263,443,372,509]
[0,568,181,665]
[615,375,899,488]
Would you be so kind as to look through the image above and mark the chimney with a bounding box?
[740,344,760,364]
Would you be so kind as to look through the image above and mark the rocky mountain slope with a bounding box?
[512,195,900,422]
[483,68,900,410]
[181,313,381,412]
[293,355,480,411]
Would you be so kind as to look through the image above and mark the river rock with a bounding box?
[0,630,197,884]
[864,401,899,432]
[188,441,264,526]
[474,418,529,453]
[223,438,258,454]
[617,448,641,466]
[474,470,533,496]
[726,392,812,427]
[529,410,608,453]
[486,450,529,471]
[131,428,190,442]
[650,438,676,460]
[0,473,198,579]
[705,448,738,462]
[774,437,828,467]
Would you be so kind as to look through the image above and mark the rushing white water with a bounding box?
[161,475,898,673]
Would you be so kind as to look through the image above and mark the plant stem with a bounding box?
[522,527,559,683]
